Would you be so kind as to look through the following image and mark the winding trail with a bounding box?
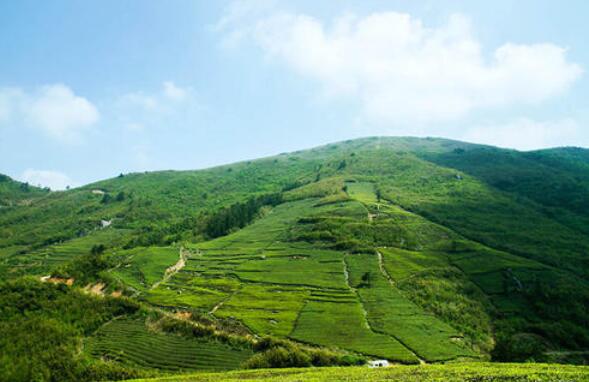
[150,246,189,290]
[376,250,396,287]
[209,287,240,315]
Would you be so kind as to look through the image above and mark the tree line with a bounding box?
[205,193,282,238]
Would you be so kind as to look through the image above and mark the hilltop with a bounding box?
[0,173,49,207]
[1,136,589,381]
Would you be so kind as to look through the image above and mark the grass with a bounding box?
[290,299,419,363]
[378,247,448,281]
[345,253,475,362]
[3,136,589,380]
[145,279,229,310]
[0,174,49,207]
[111,246,180,292]
[106,167,588,365]
[214,284,308,336]
[130,363,589,381]
[234,250,347,290]
[1,228,131,277]
[345,181,377,204]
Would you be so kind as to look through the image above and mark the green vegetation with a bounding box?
[290,299,418,363]
[110,246,180,292]
[205,193,282,238]
[345,253,475,361]
[0,174,49,207]
[131,363,589,382]
[86,317,253,372]
[2,136,589,381]
[0,278,142,382]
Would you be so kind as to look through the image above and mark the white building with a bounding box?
[368,359,389,368]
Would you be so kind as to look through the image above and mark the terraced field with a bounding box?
[3,137,589,381]
[345,253,474,361]
[110,246,181,292]
[0,228,131,277]
[86,317,253,372]
[74,176,582,367]
[136,189,486,364]
[291,299,418,363]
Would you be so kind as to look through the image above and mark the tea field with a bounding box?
[132,363,589,382]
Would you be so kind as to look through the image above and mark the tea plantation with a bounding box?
[2,137,589,381]
[133,363,589,382]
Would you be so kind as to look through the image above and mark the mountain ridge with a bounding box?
[1,136,589,380]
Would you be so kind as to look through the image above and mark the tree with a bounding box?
[90,244,105,255]
[100,194,112,204]
[115,191,125,202]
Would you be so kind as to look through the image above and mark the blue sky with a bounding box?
[1,0,588,189]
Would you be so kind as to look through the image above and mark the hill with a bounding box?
[1,137,589,381]
[0,173,49,208]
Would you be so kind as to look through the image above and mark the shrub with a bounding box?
[492,333,548,362]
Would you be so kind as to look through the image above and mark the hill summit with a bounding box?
[1,137,589,380]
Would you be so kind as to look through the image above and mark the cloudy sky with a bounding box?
[1,1,588,189]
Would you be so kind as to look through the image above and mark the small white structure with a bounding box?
[100,219,112,228]
[368,359,389,368]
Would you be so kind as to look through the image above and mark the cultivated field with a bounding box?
[131,363,589,382]
[86,317,253,372]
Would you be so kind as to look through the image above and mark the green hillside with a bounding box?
[0,174,49,208]
[1,137,589,381]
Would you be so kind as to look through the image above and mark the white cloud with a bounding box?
[0,88,23,123]
[224,9,582,125]
[215,0,277,48]
[163,81,188,101]
[462,118,581,151]
[26,85,99,141]
[119,82,191,111]
[115,82,197,135]
[0,84,99,142]
[119,92,159,110]
[19,169,77,191]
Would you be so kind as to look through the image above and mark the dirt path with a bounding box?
[209,290,237,315]
[209,300,225,314]
[86,282,106,296]
[343,254,426,363]
[375,251,426,364]
[150,247,189,290]
[376,250,396,287]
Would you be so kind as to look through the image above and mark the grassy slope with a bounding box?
[3,137,588,279]
[2,136,589,377]
[86,317,253,372]
[132,363,589,382]
[0,174,49,207]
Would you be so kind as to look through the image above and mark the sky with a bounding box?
[1,0,588,189]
